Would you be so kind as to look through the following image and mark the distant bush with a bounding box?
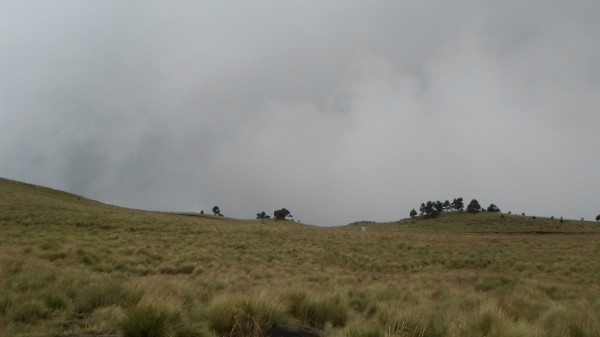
[596,214,600,222]
[486,204,501,213]
[212,206,222,216]
[256,211,271,219]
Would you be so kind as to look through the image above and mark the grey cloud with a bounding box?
[1,1,599,225]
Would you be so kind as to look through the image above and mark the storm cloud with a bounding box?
[1,1,599,226]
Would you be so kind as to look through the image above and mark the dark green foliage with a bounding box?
[121,305,169,337]
[443,200,451,211]
[486,204,501,213]
[434,201,444,214]
[420,201,441,218]
[256,211,271,219]
[466,199,481,213]
[410,209,417,218]
[212,206,222,216]
[596,214,600,222]
[274,208,292,221]
[452,198,464,212]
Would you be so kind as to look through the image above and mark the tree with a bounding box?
[597,214,600,222]
[256,211,270,219]
[420,201,441,218]
[212,206,222,216]
[274,208,292,221]
[443,200,451,212]
[434,201,444,214]
[486,203,501,213]
[451,198,464,212]
[466,199,481,213]
[410,209,417,218]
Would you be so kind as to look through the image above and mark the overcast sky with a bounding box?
[1,1,599,226]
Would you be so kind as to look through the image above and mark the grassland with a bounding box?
[1,177,600,337]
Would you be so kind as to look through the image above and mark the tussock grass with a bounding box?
[286,291,349,329]
[2,177,600,337]
[207,294,291,337]
[121,304,170,337]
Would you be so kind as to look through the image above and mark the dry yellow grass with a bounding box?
[1,177,600,336]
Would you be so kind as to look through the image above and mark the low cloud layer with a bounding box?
[1,1,599,225]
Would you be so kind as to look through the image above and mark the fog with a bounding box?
[1,1,599,225]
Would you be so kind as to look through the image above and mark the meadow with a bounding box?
[1,177,600,337]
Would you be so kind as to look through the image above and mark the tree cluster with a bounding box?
[256,211,271,219]
[413,197,500,218]
[416,197,465,218]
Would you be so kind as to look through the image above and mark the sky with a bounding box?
[1,1,599,226]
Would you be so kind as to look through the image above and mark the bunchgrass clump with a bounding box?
[207,295,291,337]
[76,281,143,314]
[120,304,170,337]
[286,291,348,329]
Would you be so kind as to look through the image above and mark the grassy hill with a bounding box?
[1,177,600,337]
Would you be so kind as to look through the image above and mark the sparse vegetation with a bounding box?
[274,208,292,221]
[256,211,271,219]
[1,177,600,337]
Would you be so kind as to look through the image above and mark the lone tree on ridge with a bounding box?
[410,209,417,218]
[596,214,600,222]
[486,203,501,213]
[274,208,292,221]
[466,199,481,213]
[212,206,223,216]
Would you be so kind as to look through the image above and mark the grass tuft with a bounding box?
[286,291,348,329]
[207,295,291,337]
[121,304,170,337]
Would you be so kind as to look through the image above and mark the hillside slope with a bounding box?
[1,177,600,337]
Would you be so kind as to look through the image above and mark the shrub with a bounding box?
[121,305,169,337]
